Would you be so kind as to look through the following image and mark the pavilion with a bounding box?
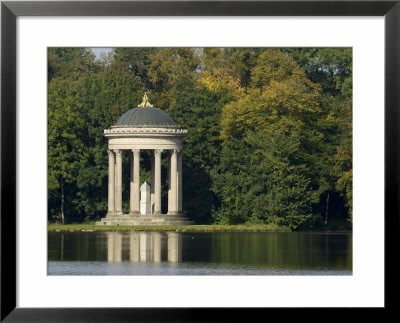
[96,94,192,225]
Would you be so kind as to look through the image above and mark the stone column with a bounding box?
[150,154,155,214]
[168,149,178,215]
[107,150,115,215]
[154,149,163,215]
[114,149,123,215]
[167,152,172,214]
[177,150,183,214]
[129,152,133,213]
[130,149,140,214]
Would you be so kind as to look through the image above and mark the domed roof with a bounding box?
[115,107,176,127]
[114,94,177,128]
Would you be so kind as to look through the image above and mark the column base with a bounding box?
[167,211,181,216]
[111,211,123,217]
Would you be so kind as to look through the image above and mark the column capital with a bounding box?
[154,149,163,157]
[114,149,121,156]
[108,150,114,157]
[171,149,181,157]
[132,149,140,157]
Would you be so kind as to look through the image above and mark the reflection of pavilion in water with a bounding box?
[107,232,182,263]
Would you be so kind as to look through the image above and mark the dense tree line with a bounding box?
[48,47,352,230]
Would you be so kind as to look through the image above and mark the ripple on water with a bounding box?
[48,261,352,276]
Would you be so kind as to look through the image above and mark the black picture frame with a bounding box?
[1,1,398,321]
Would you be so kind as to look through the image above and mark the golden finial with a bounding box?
[138,93,153,108]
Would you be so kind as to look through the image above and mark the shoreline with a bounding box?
[48,223,351,233]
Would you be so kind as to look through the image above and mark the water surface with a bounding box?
[48,231,352,275]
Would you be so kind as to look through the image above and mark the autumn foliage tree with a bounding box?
[212,50,324,228]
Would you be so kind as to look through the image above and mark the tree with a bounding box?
[277,48,352,227]
[213,50,323,229]
[48,48,100,82]
[48,78,87,223]
[113,48,159,82]
[281,48,352,97]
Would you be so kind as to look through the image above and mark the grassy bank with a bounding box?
[48,223,290,233]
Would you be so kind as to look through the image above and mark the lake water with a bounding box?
[48,231,352,275]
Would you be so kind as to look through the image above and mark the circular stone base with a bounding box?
[96,214,192,226]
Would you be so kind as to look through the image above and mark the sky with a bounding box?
[90,47,113,60]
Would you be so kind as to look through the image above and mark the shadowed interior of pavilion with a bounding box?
[96,94,192,225]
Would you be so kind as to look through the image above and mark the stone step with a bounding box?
[96,215,193,226]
